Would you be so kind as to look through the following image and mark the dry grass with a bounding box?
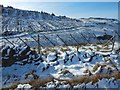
[112,72,120,79]
[83,69,89,73]
[62,72,120,86]
[102,74,111,79]
[59,70,70,75]
[4,77,54,89]
[66,76,90,86]
[0,61,2,66]
[28,77,53,89]
[92,63,107,72]
[92,63,100,72]
[96,46,101,51]
[3,72,120,89]
[1,82,20,90]
[66,74,101,85]
[60,47,70,52]
[101,64,107,68]
[25,70,39,80]
[90,74,101,84]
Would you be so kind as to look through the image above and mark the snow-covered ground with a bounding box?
[1,6,120,89]
[1,42,120,89]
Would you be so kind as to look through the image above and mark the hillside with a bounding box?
[0,5,120,89]
[1,6,118,35]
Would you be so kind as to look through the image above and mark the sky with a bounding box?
[0,0,119,19]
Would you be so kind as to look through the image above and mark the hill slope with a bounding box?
[1,6,118,35]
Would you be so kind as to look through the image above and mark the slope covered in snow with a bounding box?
[1,43,120,89]
[1,6,119,47]
[1,5,120,89]
[1,5,118,35]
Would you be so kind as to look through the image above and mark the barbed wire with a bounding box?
[1,25,119,48]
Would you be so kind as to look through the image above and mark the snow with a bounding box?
[47,52,57,62]
[98,78,118,88]
[1,7,118,47]
[1,42,120,88]
[17,84,32,89]
[1,6,120,89]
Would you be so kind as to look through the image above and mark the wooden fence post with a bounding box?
[70,33,79,51]
[37,34,41,54]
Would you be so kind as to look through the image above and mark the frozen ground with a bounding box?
[1,42,120,89]
[1,5,120,89]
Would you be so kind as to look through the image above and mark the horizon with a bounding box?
[1,2,118,19]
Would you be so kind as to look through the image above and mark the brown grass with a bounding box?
[4,82,20,89]
[25,70,39,80]
[60,70,70,75]
[3,72,120,89]
[29,77,53,89]
[66,76,90,86]
[83,69,89,73]
[62,72,120,86]
[112,72,120,79]
[92,63,107,72]
[60,47,70,52]
[96,46,101,51]
[92,63,100,72]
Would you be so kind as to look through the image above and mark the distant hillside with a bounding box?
[0,5,118,36]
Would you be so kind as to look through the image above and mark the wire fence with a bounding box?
[1,27,120,50]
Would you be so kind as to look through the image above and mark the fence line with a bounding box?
[43,35,56,46]
[70,33,79,45]
[56,34,67,46]
[29,34,44,47]
[3,37,15,47]
[1,29,118,50]
[18,37,29,47]
[80,33,90,44]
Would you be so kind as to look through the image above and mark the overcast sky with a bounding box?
[0,0,119,19]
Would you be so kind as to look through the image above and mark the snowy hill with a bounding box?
[1,5,120,89]
[1,5,118,36]
[1,6,119,47]
[1,5,74,34]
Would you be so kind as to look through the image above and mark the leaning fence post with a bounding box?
[69,33,79,51]
[111,36,115,51]
[37,34,41,54]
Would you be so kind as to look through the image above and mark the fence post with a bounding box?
[69,33,79,51]
[37,34,41,54]
[111,36,115,51]
[29,34,43,47]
